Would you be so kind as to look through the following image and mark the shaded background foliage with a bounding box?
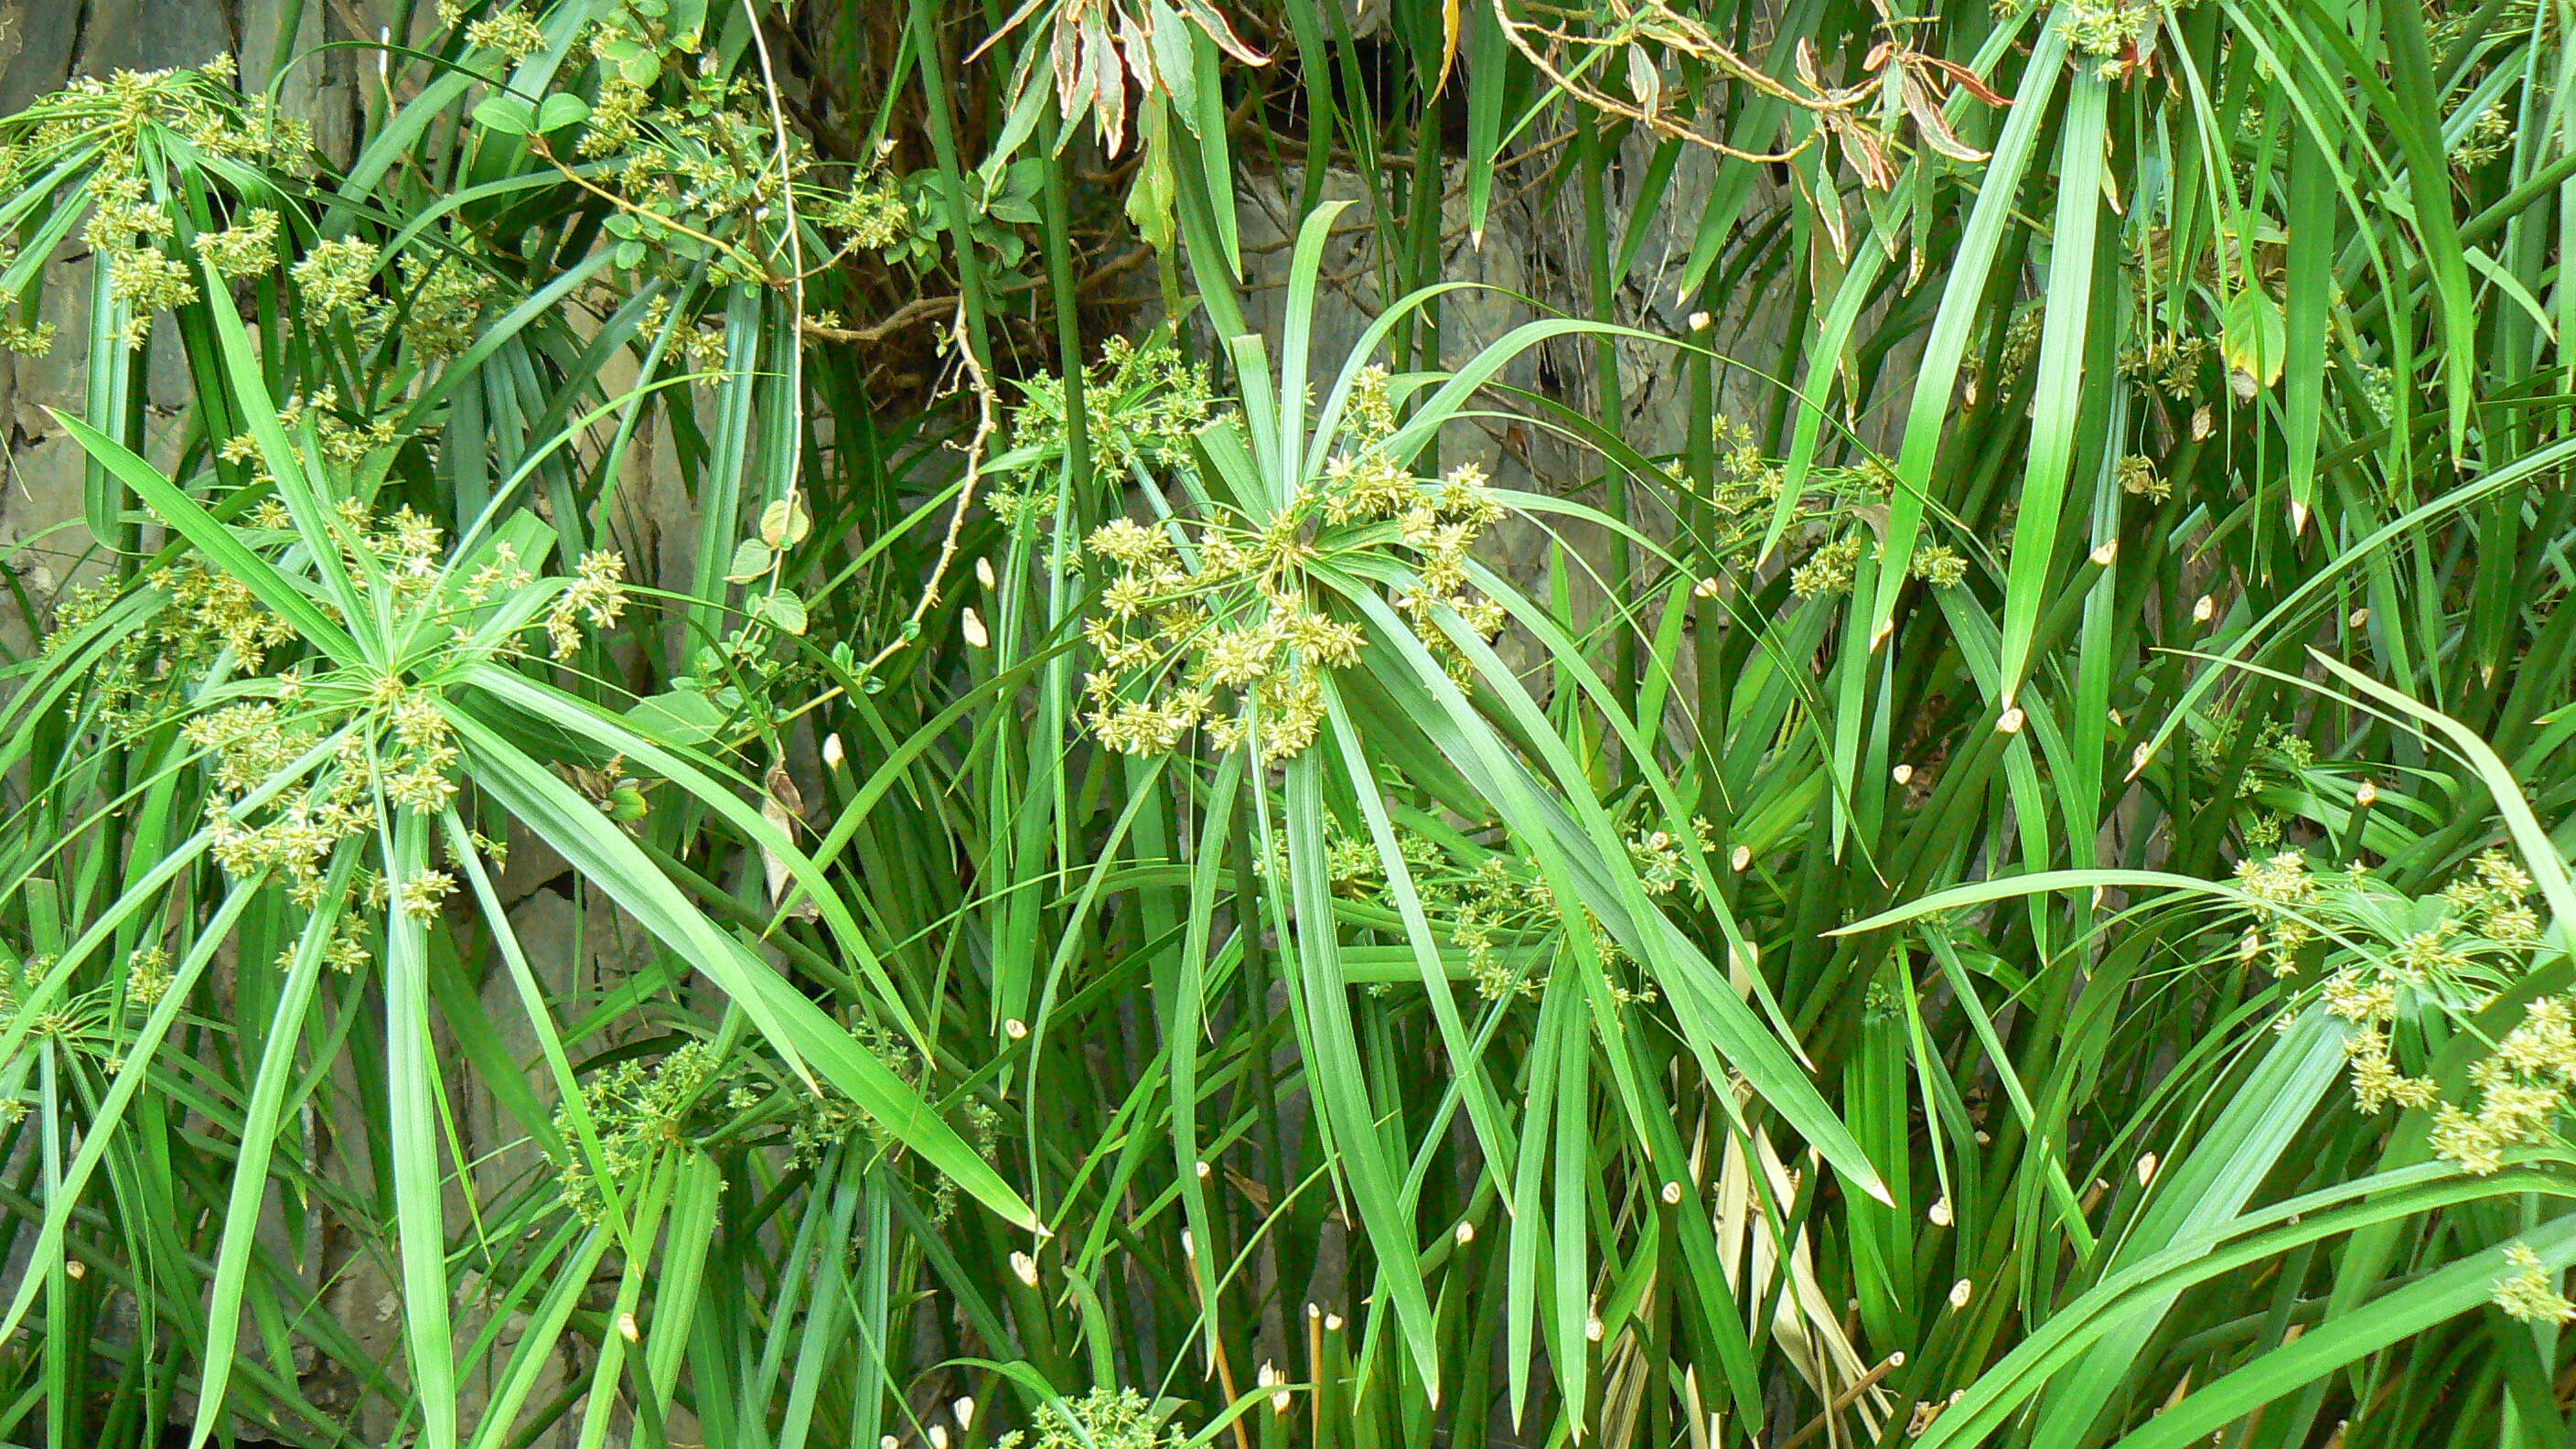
[0,0,2572,1447]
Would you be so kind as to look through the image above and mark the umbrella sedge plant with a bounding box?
[0,1,2568,1448]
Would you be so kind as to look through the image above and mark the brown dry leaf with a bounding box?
[762,766,817,919]
[1904,70,1989,163]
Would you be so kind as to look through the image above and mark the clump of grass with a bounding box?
[0,1,2571,1447]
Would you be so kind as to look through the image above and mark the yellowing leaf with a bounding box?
[2222,286,2285,393]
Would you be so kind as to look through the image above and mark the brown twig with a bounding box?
[1178,1236,1256,1449]
[1492,0,1828,166]
[1776,1352,1907,1449]
[800,241,1154,346]
[800,295,962,345]
[855,302,997,680]
[530,136,774,279]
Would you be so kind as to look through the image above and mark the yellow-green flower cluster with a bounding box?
[398,247,499,360]
[548,550,630,660]
[1678,420,1952,591]
[1286,815,1699,1003]
[238,446,625,672]
[70,386,637,940]
[292,239,378,320]
[89,174,195,346]
[155,559,304,672]
[789,1025,1001,1223]
[1679,416,1793,555]
[0,950,157,1083]
[1909,544,1970,588]
[552,43,909,288]
[550,1027,1001,1227]
[186,703,320,797]
[396,869,458,919]
[2250,848,2567,1164]
[0,317,55,355]
[2233,850,2320,977]
[2428,991,2576,1172]
[997,1388,1187,1449]
[204,745,377,906]
[1970,306,2045,400]
[283,233,497,360]
[2050,0,2183,76]
[1627,820,1716,896]
[553,1040,730,1224]
[463,8,550,60]
[1444,858,1558,1001]
[2454,103,2514,169]
[812,177,910,251]
[2119,333,2213,402]
[1078,513,1327,761]
[1070,368,1509,763]
[192,207,279,280]
[215,392,402,496]
[282,919,375,976]
[1315,821,1446,897]
[2193,714,2313,793]
[2116,454,2170,502]
[1790,534,1866,598]
[1449,821,1690,1004]
[2493,1242,2575,1324]
[123,948,173,1009]
[2442,851,2543,943]
[0,60,312,347]
[11,57,308,171]
[993,337,1218,519]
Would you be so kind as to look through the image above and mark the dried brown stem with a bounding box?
[856,302,998,680]
[1777,1352,1907,1449]
[1492,0,1829,166]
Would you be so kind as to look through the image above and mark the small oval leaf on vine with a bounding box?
[726,539,774,582]
[759,591,808,636]
[758,498,810,548]
[536,93,590,134]
[471,95,535,135]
